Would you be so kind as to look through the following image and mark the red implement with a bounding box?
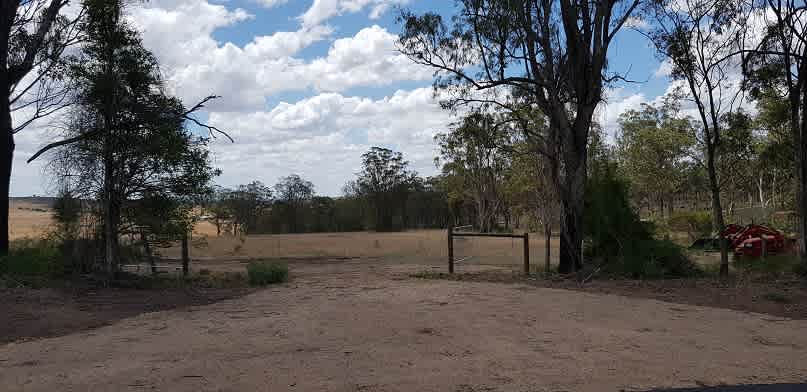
[724,224,787,257]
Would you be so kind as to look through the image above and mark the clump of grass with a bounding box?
[246,260,289,286]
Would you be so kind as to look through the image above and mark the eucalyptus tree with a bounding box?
[356,147,415,232]
[0,0,81,254]
[743,0,807,266]
[36,0,221,273]
[644,0,752,276]
[616,98,696,217]
[399,0,640,273]
[436,112,511,232]
[274,174,314,233]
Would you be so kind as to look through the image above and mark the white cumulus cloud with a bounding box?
[300,0,409,27]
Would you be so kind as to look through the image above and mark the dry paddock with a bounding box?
[3,260,807,392]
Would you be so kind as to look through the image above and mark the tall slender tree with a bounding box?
[34,0,220,273]
[0,0,80,255]
[644,0,751,276]
[744,0,807,268]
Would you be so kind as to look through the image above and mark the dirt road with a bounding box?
[2,261,806,392]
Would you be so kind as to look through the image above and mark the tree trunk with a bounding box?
[558,156,585,274]
[706,149,728,277]
[181,233,189,277]
[544,223,551,276]
[0,89,11,256]
[103,195,120,276]
[797,87,807,268]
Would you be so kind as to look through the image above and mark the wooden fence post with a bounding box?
[523,232,530,276]
[448,227,454,274]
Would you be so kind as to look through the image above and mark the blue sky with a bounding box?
[11,0,672,197]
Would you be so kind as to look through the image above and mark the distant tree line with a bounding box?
[204,148,453,235]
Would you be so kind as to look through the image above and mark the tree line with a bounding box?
[204,149,452,235]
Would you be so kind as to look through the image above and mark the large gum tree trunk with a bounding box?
[0,90,11,255]
[558,154,586,274]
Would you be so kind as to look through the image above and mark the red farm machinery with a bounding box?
[690,223,792,258]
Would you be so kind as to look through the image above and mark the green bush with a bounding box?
[585,163,701,279]
[0,239,65,278]
[667,211,713,241]
[246,260,289,286]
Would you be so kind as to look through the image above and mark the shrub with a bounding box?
[585,163,701,279]
[667,211,713,242]
[0,239,65,280]
[246,260,289,286]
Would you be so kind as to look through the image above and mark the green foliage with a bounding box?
[273,174,315,233]
[0,239,65,283]
[616,98,696,216]
[246,260,289,286]
[355,147,417,232]
[585,163,701,278]
[667,211,713,241]
[436,112,511,232]
[53,189,82,229]
[48,0,219,270]
[222,181,273,234]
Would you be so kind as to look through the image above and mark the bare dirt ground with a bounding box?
[414,270,807,320]
[3,259,807,392]
[0,286,252,344]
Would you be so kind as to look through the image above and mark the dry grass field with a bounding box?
[11,204,560,270]
[9,200,54,240]
[168,229,559,269]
